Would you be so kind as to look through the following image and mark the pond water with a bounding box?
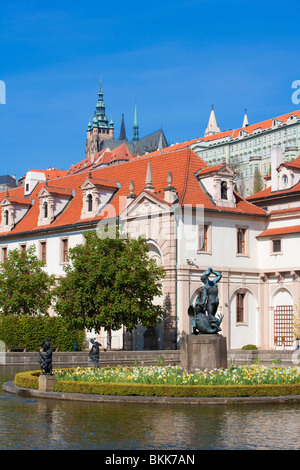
[0,365,299,451]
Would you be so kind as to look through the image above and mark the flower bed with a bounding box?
[14,365,300,398]
[55,364,300,386]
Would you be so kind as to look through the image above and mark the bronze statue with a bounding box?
[188,268,223,334]
[39,339,53,375]
[88,338,101,367]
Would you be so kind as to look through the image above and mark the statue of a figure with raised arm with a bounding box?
[188,268,223,334]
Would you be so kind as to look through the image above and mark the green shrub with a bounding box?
[242,344,258,350]
[14,370,40,390]
[0,315,86,351]
[52,380,300,398]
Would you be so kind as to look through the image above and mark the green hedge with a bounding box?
[0,315,86,351]
[14,370,40,390]
[14,370,300,398]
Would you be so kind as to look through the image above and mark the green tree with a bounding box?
[253,169,264,194]
[293,300,300,340]
[54,229,166,348]
[0,245,55,316]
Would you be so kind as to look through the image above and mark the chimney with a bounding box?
[271,145,283,192]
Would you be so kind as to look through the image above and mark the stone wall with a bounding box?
[3,348,298,368]
[3,349,181,368]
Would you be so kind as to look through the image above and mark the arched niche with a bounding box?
[147,240,163,266]
[229,287,258,349]
[270,287,294,348]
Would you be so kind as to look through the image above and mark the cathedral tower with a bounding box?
[85,80,114,159]
[132,101,139,146]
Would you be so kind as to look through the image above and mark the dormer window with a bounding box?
[282,175,288,188]
[87,194,93,212]
[221,181,228,200]
[38,194,54,226]
[0,196,32,232]
[80,177,118,220]
[4,210,8,226]
[196,164,236,209]
[43,202,48,219]
[37,186,73,226]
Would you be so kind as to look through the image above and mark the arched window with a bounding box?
[4,210,8,225]
[43,202,48,218]
[221,181,228,200]
[87,194,93,212]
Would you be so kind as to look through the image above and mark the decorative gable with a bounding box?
[37,186,73,226]
[0,196,32,232]
[80,177,118,219]
[122,191,172,220]
[196,164,236,208]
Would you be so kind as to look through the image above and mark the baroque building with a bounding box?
[1,138,299,351]
[191,108,300,197]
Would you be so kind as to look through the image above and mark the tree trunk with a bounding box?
[106,327,112,350]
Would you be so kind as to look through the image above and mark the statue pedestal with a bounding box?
[181,334,227,373]
[38,374,56,392]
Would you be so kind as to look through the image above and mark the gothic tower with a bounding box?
[85,80,114,159]
[132,101,139,146]
[119,113,127,141]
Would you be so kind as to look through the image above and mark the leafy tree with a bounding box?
[253,169,264,194]
[0,245,55,316]
[54,229,166,348]
[293,300,300,340]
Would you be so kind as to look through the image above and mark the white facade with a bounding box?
[0,145,299,351]
[191,109,300,197]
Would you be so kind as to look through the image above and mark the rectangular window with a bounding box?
[1,246,7,263]
[40,241,47,262]
[198,224,211,253]
[236,293,245,323]
[237,228,246,254]
[19,243,26,253]
[199,225,208,251]
[272,239,281,254]
[61,238,69,263]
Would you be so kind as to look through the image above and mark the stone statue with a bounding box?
[88,338,101,367]
[188,268,223,334]
[39,339,53,375]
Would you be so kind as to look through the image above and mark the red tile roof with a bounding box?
[28,169,68,179]
[67,143,133,175]
[257,225,300,237]
[279,154,300,170]
[231,110,300,139]
[247,180,300,201]
[1,196,32,206]
[0,147,266,237]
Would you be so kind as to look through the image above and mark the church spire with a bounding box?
[204,105,221,137]
[94,78,109,129]
[242,109,249,127]
[119,113,127,141]
[132,100,139,146]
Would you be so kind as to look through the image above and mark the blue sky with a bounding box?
[1,0,300,179]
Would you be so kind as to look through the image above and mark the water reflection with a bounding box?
[0,366,299,450]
